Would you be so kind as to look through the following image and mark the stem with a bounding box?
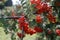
[21,27,24,40]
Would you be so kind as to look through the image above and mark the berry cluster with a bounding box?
[16,0,59,38]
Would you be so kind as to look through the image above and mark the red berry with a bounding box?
[28,28,36,35]
[19,24,23,30]
[42,2,52,12]
[48,30,52,34]
[35,15,42,23]
[23,22,29,31]
[30,0,41,4]
[18,16,26,30]
[47,6,52,12]
[36,9,43,14]
[47,13,56,23]
[42,2,48,11]
[17,33,25,38]
[19,22,29,31]
[25,28,30,34]
[34,2,44,14]
[56,29,60,36]
[35,3,42,10]
[18,16,26,24]
[34,26,43,33]
[25,28,36,35]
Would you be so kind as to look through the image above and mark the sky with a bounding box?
[12,0,26,5]
[12,0,21,5]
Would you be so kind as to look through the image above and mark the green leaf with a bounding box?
[11,33,16,40]
[22,2,27,6]
[29,19,37,27]
[21,0,25,4]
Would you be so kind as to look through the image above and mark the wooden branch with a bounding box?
[0,16,20,19]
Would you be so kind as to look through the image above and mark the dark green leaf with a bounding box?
[21,0,25,4]
[22,2,26,6]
